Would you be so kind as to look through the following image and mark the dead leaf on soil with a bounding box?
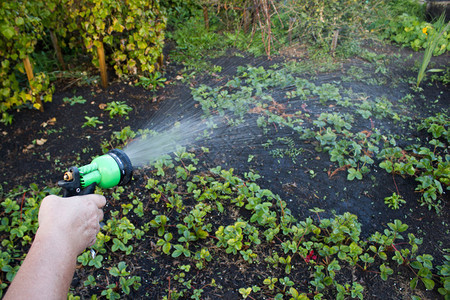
[36,138,47,146]
[249,106,265,114]
[41,117,56,127]
[150,241,157,250]
[301,103,312,113]
[23,144,34,153]
[282,182,298,194]
[328,164,351,179]
[99,103,107,109]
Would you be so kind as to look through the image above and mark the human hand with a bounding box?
[37,194,106,256]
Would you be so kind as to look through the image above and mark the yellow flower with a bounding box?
[422,27,428,35]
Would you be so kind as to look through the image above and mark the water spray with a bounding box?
[58,149,133,197]
[56,114,233,197]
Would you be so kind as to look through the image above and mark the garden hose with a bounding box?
[58,149,133,197]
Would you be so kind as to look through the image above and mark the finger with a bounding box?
[89,194,107,208]
[88,237,97,247]
[98,208,104,222]
[90,221,101,246]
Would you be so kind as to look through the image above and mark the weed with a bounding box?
[135,72,167,91]
[1,112,13,126]
[82,116,103,128]
[104,101,132,119]
[100,126,137,153]
[63,96,87,106]
[384,193,406,210]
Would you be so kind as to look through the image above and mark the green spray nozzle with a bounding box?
[58,149,133,197]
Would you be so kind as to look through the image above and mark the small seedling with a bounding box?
[384,193,406,209]
[82,116,103,128]
[135,72,166,91]
[63,96,87,105]
[105,101,132,118]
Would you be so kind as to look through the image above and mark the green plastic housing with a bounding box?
[78,154,121,189]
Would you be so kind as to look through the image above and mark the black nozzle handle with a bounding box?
[58,167,96,197]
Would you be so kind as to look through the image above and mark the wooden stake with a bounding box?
[243,7,251,33]
[203,6,209,30]
[23,56,34,82]
[50,30,66,70]
[97,41,108,89]
[156,53,164,71]
[23,56,44,112]
[288,17,294,45]
[331,30,339,57]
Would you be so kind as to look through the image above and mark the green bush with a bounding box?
[0,0,166,124]
[380,13,450,55]
[279,0,375,48]
[67,0,167,77]
[0,1,54,123]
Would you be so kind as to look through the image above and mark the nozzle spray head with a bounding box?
[58,149,133,197]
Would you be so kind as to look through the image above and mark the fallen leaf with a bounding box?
[36,138,47,146]
[23,144,34,153]
[99,103,107,109]
[41,117,56,127]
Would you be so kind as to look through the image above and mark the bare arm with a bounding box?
[4,194,106,300]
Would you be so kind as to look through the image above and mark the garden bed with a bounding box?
[0,44,449,299]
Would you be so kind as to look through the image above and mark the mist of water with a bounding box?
[121,88,272,168]
[123,116,213,167]
[123,112,266,168]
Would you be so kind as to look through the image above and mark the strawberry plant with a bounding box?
[378,113,449,211]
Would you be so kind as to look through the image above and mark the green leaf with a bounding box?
[410,261,422,270]
[347,168,362,180]
[162,242,171,254]
[421,278,435,290]
[410,277,418,290]
[378,252,387,260]
[172,248,182,258]
[380,264,393,281]
[1,25,15,39]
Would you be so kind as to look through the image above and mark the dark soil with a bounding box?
[0,43,449,299]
